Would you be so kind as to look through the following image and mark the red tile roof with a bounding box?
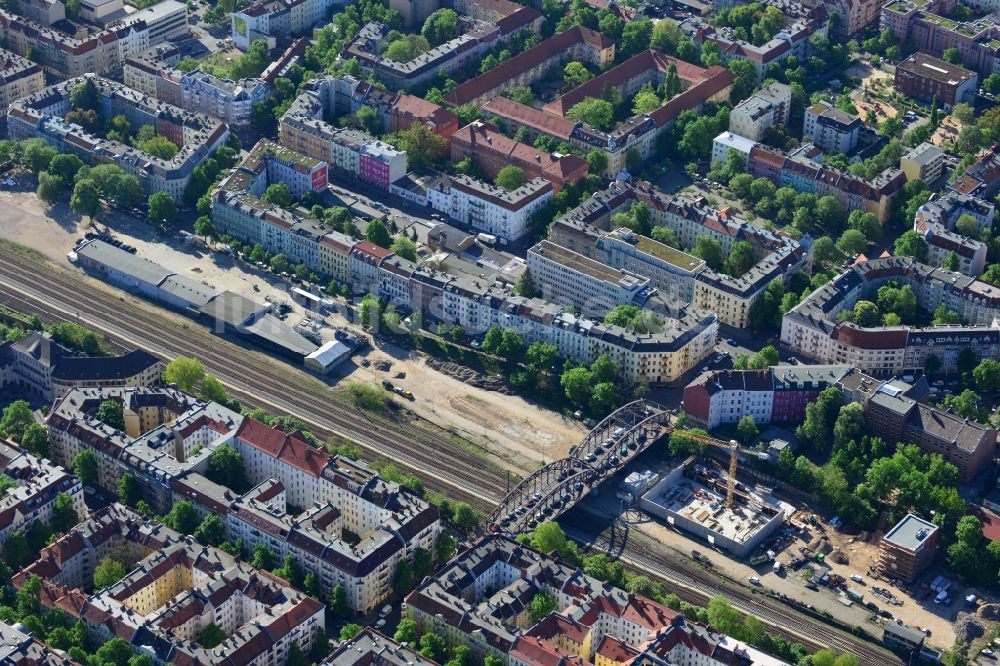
[235,418,330,477]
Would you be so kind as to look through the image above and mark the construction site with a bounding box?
[640,456,791,557]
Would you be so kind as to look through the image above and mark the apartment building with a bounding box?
[8,75,229,202]
[47,386,243,512]
[877,513,940,582]
[826,0,884,37]
[747,143,906,222]
[712,131,757,167]
[781,256,1000,375]
[0,440,87,548]
[174,416,441,613]
[406,536,785,666]
[914,191,993,276]
[0,619,77,664]
[0,49,42,114]
[279,79,409,182]
[549,183,806,328]
[327,628,441,665]
[881,0,1000,75]
[527,240,652,318]
[0,0,187,78]
[894,53,978,108]
[341,19,501,90]
[17,0,63,25]
[450,121,588,193]
[14,504,325,665]
[866,382,997,483]
[900,141,946,183]
[0,330,160,402]
[477,50,733,175]
[950,144,1000,200]
[728,82,793,141]
[425,174,553,243]
[803,101,862,154]
[680,7,829,81]
[445,26,614,107]
[359,140,407,189]
[683,365,855,428]
[231,0,333,50]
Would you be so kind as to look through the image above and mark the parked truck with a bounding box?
[846,588,864,603]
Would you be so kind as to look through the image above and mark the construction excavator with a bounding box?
[658,424,769,509]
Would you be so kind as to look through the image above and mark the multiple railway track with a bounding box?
[561,512,901,665]
[0,244,901,664]
[0,246,506,509]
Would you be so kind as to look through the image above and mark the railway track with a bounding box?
[0,246,505,510]
[0,244,900,662]
[561,512,901,666]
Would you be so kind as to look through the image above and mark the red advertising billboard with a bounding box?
[311,165,328,190]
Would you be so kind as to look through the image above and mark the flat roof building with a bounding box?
[878,513,940,582]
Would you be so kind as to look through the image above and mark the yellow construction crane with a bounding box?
[660,425,768,509]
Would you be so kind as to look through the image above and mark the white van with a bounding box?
[749,576,761,586]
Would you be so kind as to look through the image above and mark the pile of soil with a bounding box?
[829,549,849,565]
[426,358,513,394]
[955,612,986,642]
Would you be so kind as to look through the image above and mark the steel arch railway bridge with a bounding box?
[487,400,670,534]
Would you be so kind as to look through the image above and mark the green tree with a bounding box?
[566,98,615,131]
[139,135,179,160]
[194,216,217,239]
[263,183,294,208]
[20,423,48,458]
[749,345,779,369]
[148,191,177,224]
[194,514,227,546]
[495,165,526,191]
[420,633,448,662]
[945,251,960,271]
[633,90,662,115]
[70,179,101,220]
[51,491,79,533]
[943,47,959,63]
[452,501,479,531]
[391,124,447,168]
[207,443,249,492]
[164,499,199,535]
[852,300,881,327]
[836,229,867,256]
[165,356,205,391]
[724,240,755,277]
[894,230,928,262]
[340,624,364,642]
[516,268,539,297]
[329,584,350,618]
[590,382,618,416]
[96,399,124,430]
[497,329,523,361]
[93,557,127,589]
[365,219,391,248]
[975,359,1000,391]
[833,403,866,448]
[389,235,418,261]
[526,341,557,369]
[564,61,592,88]
[436,531,457,563]
[421,8,458,45]
[0,400,34,442]
[620,18,652,56]
[561,366,592,405]
[117,472,139,506]
[252,543,274,570]
[72,450,98,486]
[530,591,558,622]
[36,171,64,203]
[69,78,99,111]
[737,415,758,444]
[200,623,227,649]
[692,236,723,270]
[586,148,609,175]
